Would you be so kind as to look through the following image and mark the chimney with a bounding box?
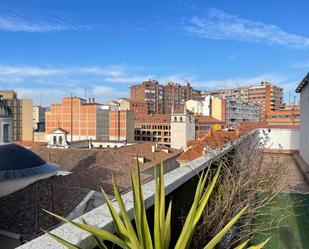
[151,145,156,153]
[92,97,95,103]
[88,97,91,103]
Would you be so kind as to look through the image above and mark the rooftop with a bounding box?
[296,72,309,93]
[135,114,171,124]
[195,116,224,124]
[0,142,181,241]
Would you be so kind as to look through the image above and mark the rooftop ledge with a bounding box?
[17,131,256,249]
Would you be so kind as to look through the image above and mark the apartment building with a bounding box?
[45,97,134,144]
[130,80,164,114]
[163,82,201,114]
[186,96,260,125]
[134,114,171,147]
[107,98,148,118]
[226,99,260,125]
[134,111,221,148]
[0,90,33,141]
[203,82,284,121]
[130,80,201,114]
[32,105,46,132]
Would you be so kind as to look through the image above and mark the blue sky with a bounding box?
[0,0,308,106]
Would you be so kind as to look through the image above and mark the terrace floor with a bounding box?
[253,153,309,249]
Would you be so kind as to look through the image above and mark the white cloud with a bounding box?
[182,8,309,49]
[0,10,91,32]
[0,65,140,84]
[292,61,309,68]
[191,73,289,89]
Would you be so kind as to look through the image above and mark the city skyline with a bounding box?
[0,0,308,105]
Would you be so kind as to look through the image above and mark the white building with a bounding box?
[32,105,46,131]
[185,96,211,116]
[296,73,309,166]
[170,110,195,150]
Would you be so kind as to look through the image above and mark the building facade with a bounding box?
[0,90,33,141]
[134,114,171,147]
[226,99,260,125]
[170,110,195,150]
[130,80,201,114]
[45,97,134,143]
[130,80,164,114]
[296,73,309,166]
[186,96,259,125]
[32,105,46,132]
[203,82,284,121]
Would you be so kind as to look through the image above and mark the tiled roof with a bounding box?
[14,141,47,147]
[32,142,181,193]
[48,127,69,134]
[177,130,240,162]
[135,114,171,123]
[195,116,224,124]
[0,142,181,240]
[0,177,90,241]
[238,121,300,130]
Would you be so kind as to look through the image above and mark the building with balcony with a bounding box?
[130,80,201,114]
[203,82,284,121]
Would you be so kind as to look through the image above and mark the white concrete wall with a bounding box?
[300,83,309,165]
[170,114,195,150]
[259,128,300,150]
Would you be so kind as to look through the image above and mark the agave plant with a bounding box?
[44,162,269,249]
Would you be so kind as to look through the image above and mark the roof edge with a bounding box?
[296,72,309,93]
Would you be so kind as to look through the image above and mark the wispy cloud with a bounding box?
[191,73,289,89]
[182,8,309,49]
[292,61,309,68]
[0,10,91,32]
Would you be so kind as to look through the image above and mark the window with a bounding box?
[53,136,57,145]
[59,136,63,145]
[3,124,9,142]
[174,117,177,122]
[180,117,183,122]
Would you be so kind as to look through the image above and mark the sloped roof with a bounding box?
[48,127,69,134]
[135,114,171,123]
[0,144,58,180]
[195,116,224,124]
[296,72,309,93]
[0,177,90,241]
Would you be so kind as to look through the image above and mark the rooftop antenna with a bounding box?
[84,84,87,98]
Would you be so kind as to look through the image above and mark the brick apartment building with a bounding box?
[0,90,33,141]
[130,80,164,114]
[203,82,284,121]
[45,97,134,143]
[107,98,148,118]
[130,80,201,114]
